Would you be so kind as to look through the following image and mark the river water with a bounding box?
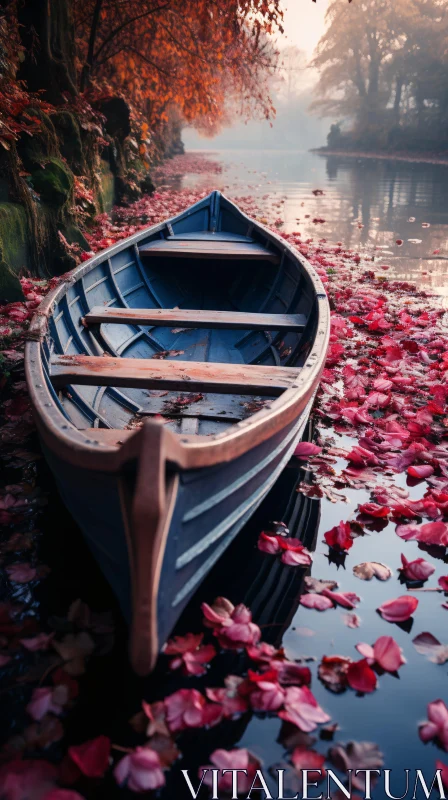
[161,150,448,798]
[182,148,448,300]
[5,150,446,798]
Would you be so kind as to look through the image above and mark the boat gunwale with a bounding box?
[25,192,330,472]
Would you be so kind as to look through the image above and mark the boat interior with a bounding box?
[44,192,317,438]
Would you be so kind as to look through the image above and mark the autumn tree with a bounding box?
[311,0,448,148]
[73,0,282,133]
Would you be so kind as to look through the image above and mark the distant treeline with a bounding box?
[312,0,448,154]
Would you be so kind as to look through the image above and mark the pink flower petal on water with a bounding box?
[322,589,360,609]
[419,700,448,750]
[279,686,331,732]
[300,593,334,611]
[114,747,165,792]
[201,597,234,627]
[436,760,448,789]
[358,503,390,518]
[412,632,448,665]
[294,442,322,459]
[373,636,406,672]
[407,465,434,479]
[343,613,361,629]
[356,643,375,662]
[257,532,281,554]
[399,554,435,582]
[281,548,313,566]
[26,687,66,722]
[6,563,37,583]
[20,632,55,652]
[378,595,418,622]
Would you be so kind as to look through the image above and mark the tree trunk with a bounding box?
[17,0,78,104]
[393,76,403,121]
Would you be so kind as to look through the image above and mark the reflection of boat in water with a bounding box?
[159,455,321,789]
[174,444,320,645]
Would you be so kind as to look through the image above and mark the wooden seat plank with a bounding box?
[167,232,253,243]
[138,239,280,263]
[84,306,307,331]
[50,355,299,396]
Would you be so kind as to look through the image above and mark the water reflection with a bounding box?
[161,457,321,799]
[182,149,448,298]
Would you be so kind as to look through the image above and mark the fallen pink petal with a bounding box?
[378,595,419,622]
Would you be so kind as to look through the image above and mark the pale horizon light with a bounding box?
[279,0,330,58]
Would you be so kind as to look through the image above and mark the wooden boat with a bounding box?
[25,190,329,675]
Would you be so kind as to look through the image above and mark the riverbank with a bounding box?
[1,152,448,797]
[313,147,448,166]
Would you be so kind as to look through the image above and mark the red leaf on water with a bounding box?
[291,746,326,777]
[68,735,111,778]
[318,655,352,692]
[346,659,377,693]
[324,521,354,552]
[358,503,390,518]
[436,760,448,789]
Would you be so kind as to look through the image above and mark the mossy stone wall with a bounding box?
[0,203,30,301]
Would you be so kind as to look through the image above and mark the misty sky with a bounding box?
[281,0,330,56]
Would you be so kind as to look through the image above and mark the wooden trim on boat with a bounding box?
[25,193,330,474]
[118,422,179,675]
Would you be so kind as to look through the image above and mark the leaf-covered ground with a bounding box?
[0,153,447,798]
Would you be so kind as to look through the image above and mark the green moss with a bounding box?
[97,158,115,212]
[52,111,84,174]
[19,109,59,168]
[62,221,89,251]
[0,203,28,300]
[31,157,74,208]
